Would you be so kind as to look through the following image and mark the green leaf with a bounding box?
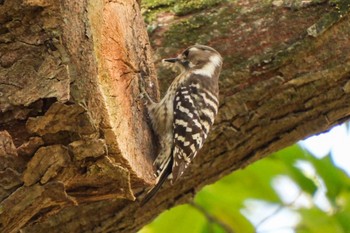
[139,204,206,233]
[200,221,227,233]
[334,191,350,232]
[272,145,318,195]
[298,207,345,233]
[306,153,350,202]
[139,143,350,233]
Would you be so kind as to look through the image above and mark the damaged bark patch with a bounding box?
[26,102,96,136]
[68,139,107,161]
[0,131,26,201]
[0,168,22,190]
[0,0,70,112]
[0,131,16,157]
[67,157,135,202]
[23,145,71,186]
[17,137,44,157]
[0,182,77,233]
[1,0,156,231]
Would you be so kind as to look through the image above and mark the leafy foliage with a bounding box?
[139,145,350,233]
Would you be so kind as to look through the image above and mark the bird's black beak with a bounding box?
[162,58,180,63]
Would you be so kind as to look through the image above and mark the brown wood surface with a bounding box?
[0,0,350,232]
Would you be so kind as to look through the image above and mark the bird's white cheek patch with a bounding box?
[192,55,222,77]
[189,47,199,52]
[210,54,222,67]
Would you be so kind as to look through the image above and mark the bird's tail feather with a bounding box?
[140,157,173,206]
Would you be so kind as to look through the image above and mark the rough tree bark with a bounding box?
[0,0,350,232]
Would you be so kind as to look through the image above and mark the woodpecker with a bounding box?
[141,44,222,204]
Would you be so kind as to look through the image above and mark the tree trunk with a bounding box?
[1,0,350,232]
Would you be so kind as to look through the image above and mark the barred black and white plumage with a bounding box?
[140,45,222,204]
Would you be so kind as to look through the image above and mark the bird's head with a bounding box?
[163,44,222,72]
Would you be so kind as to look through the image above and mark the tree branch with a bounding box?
[190,201,235,233]
[1,0,350,232]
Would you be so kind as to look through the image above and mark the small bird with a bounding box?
[140,44,222,204]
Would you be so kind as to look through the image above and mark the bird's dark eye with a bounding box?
[183,49,190,57]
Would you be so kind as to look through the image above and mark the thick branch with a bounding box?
[0,0,350,233]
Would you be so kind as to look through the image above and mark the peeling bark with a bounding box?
[1,0,156,232]
[0,0,350,232]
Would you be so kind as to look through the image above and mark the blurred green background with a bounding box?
[139,124,350,233]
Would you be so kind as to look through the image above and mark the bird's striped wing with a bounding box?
[171,79,218,182]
